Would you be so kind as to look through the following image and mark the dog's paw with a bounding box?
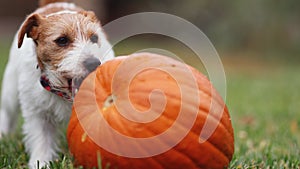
[28,152,58,169]
[29,160,49,169]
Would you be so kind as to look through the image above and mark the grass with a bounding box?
[0,38,300,168]
[225,61,300,168]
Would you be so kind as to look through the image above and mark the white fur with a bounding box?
[45,10,78,18]
[36,2,77,13]
[0,5,114,168]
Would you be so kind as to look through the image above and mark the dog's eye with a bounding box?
[90,34,98,44]
[54,36,70,47]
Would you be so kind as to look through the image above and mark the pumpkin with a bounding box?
[67,53,234,169]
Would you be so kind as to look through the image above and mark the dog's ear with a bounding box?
[80,11,99,23]
[18,14,44,48]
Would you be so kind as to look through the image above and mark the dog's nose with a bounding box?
[83,57,101,73]
[72,57,101,95]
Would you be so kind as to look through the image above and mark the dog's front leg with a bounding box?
[23,114,59,168]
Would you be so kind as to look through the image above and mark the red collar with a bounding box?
[40,75,73,101]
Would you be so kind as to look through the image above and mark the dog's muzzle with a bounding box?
[40,57,101,101]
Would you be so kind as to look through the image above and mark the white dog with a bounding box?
[0,0,114,168]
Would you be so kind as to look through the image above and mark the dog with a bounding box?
[0,0,114,168]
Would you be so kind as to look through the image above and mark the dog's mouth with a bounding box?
[40,73,92,102]
[40,75,71,101]
[71,77,85,96]
[40,77,80,101]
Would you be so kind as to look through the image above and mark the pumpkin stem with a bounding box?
[103,94,116,110]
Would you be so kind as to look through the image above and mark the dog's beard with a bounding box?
[40,69,96,101]
[40,73,73,101]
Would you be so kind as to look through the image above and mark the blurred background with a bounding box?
[0,0,299,168]
[0,0,299,59]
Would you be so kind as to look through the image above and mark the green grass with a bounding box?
[0,39,300,168]
[226,64,300,168]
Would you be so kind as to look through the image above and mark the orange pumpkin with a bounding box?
[67,53,234,169]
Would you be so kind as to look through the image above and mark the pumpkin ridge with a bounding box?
[140,156,165,169]
[196,108,234,157]
[196,87,227,114]
[177,109,231,164]
[111,117,207,169]
[197,104,233,137]
[137,119,229,169]
[154,148,200,169]
[101,105,145,137]
[197,83,225,110]
[128,89,181,100]
[188,122,233,158]
[175,131,231,168]
[196,88,232,132]
[95,70,113,95]
[167,147,210,169]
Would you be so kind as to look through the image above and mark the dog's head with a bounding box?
[18,9,114,100]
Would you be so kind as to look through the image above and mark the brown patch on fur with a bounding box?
[34,16,72,70]
[18,14,46,69]
[18,14,42,48]
[39,0,70,7]
[79,11,99,23]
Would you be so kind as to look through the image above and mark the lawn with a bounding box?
[0,39,299,168]
[225,58,300,168]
